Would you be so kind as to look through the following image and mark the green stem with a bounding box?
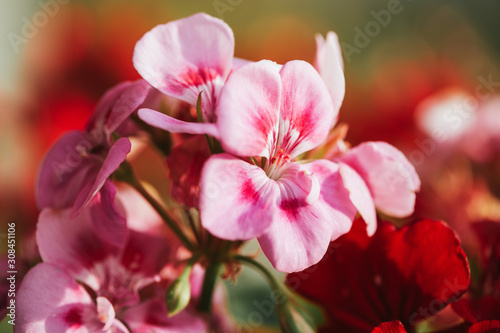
[133,180,194,251]
[118,162,194,251]
[185,208,202,246]
[233,255,284,293]
[198,261,222,313]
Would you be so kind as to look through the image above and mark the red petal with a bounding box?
[286,218,470,333]
[166,135,211,208]
[468,320,500,333]
[372,321,407,333]
[453,297,500,323]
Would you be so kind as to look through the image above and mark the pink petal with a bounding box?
[104,79,153,134]
[120,229,176,280]
[71,137,131,218]
[138,108,220,137]
[217,60,281,158]
[89,181,128,249]
[200,154,278,240]
[96,297,116,331]
[339,162,377,236]
[17,263,99,333]
[133,13,234,121]
[257,171,335,272]
[114,185,181,285]
[278,60,335,157]
[85,81,131,133]
[314,32,345,123]
[232,57,253,71]
[303,159,357,241]
[296,169,320,205]
[36,131,101,210]
[37,203,123,291]
[121,298,207,333]
[340,142,420,217]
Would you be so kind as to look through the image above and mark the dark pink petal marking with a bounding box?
[279,198,305,219]
[240,179,261,202]
[178,67,218,89]
[63,307,83,327]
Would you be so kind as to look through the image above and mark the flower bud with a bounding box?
[166,263,193,316]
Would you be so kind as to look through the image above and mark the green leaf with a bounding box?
[196,91,204,123]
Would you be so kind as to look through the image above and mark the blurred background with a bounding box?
[1,0,500,332]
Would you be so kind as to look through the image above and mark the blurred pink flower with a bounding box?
[36,80,151,218]
[17,183,206,332]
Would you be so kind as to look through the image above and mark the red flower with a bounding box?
[372,321,407,333]
[167,135,211,208]
[286,218,470,332]
[449,220,500,330]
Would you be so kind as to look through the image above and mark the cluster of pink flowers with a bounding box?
[14,12,499,333]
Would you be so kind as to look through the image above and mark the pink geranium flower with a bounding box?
[314,31,345,122]
[314,32,420,226]
[334,141,421,228]
[200,60,362,273]
[17,184,206,332]
[36,80,151,218]
[133,12,237,137]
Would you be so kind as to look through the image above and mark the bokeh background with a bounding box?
[1,0,500,332]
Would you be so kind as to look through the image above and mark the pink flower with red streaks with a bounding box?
[200,59,362,273]
[314,32,420,227]
[134,12,241,138]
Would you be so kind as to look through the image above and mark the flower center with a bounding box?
[265,149,291,180]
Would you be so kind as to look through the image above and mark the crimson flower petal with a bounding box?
[286,218,470,332]
[372,321,407,333]
[467,321,500,333]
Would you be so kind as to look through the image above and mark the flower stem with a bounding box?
[233,255,284,293]
[185,208,202,246]
[198,261,222,313]
[117,161,194,251]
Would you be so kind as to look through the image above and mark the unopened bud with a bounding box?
[166,263,194,316]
